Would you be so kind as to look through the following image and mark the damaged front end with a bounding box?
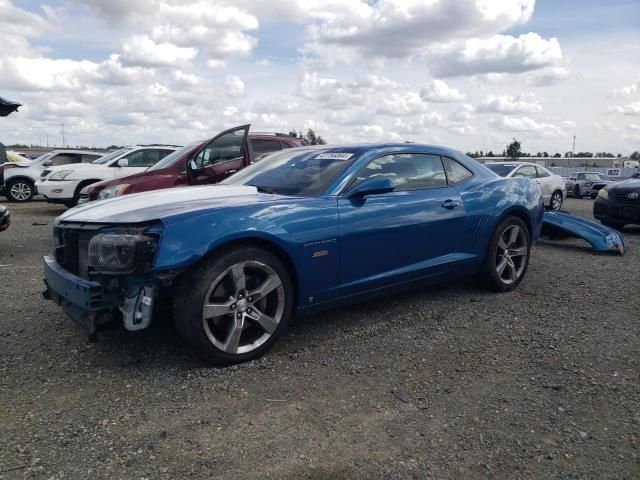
[43,220,170,339]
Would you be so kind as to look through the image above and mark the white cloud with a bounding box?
[354,124,385,138]
[428,33,562,77]
[224,75,245,97]
[0,56,98,91]
[376,92,427,116]
[606,101,640,116]
[302,0,535,61]
[121,35,197,67]
[450,103,474,122]
[489,115,568,138]
[477,93,542,114]
[611,81,639,99]
[420,79,465,102]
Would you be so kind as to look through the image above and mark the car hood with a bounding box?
[46,163,102,172]
[59,185,266,223]
[610,178,640,190]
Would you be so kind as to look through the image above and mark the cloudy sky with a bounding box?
[0,0,638,154]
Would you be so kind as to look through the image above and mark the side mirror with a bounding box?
[188,159,202,171]
[43,161,52,167]
[347,176,394,198]
[117,158,128,167]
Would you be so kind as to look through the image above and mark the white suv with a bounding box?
[2,150,105,202]
[36,145,179,207]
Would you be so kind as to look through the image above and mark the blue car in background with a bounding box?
[43,144,544,365]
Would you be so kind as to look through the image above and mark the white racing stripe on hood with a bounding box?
[60,185,258,223]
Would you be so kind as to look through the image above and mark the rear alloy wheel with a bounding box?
[174,246,293,365]
[478,216,530,292]
[550,191,563,211]
[6,179,34,202]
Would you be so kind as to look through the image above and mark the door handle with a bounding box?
[225,169,238,174]
[442,199,461,209]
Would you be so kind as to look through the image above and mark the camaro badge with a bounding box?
[313,250,329,258]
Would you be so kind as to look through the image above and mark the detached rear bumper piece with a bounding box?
[541,211,625,254]
[43,256,118,336]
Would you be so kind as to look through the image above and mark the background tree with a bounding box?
[306,128,327,145]
[506,139,521,160]
[630,151,640,160]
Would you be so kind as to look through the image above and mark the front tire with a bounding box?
[477,216,531,292]
[602,220,625,230]
[574,185,581,198]
[6,179,34,202]
[549,190,563,211]
[174,246,294,365]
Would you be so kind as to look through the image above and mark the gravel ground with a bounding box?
[0,198,638,479]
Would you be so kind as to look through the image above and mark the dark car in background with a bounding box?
[565,171,613,199]
[594,177,640,229]
[79,127,307,204]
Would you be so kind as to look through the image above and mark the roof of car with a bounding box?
[484,161,541,167]
[45,149,106,155]
[282,143,464,157]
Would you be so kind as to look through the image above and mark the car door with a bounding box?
[188,125,250,185]
[337,153,466,297]
[535,166,555,200]
[512,165,543,199]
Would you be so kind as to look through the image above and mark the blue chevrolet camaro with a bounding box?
[44,144,543,364]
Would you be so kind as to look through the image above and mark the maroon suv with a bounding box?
[79,125,307,204]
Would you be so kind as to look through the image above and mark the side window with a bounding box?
[513,166,537,179]
[251,139,282,162]
[280,141,293,150]
[194,130,245,168]
[442,156,473,184]
[158,149,174,160]
[119,150,146,167]
[81,154,101,163]
[536,166,550,178]
[577,173,586,180]
[352,153,448,192]
[50,154,80,166]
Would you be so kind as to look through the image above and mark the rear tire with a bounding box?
[574,185,581,198]
[477,216,531,293]
[173,246,294,365]
[6,179,34,202]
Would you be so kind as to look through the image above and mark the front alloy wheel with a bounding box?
[174,246,293,365]
[7,180,33,202]
[478,216,530,292]
[550,191,563,211]
[202,261,285,355]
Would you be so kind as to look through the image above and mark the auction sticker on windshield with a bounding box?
[315,153,354,160]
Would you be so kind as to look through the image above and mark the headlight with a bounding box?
[97,184,129,200]
[49,170,74,181]
[88,234,157,274]
[597,188,608,200]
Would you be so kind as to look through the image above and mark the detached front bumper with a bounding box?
[43,255,118,337]
[0,207,9,231]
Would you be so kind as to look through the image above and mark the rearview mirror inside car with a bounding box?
[347,176,394,198]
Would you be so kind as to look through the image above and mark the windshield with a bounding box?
[222,149,359,196]
[30,152,55,166]
[485,164,516,177]
[147,141,201,171]
[93,148,130,165]
[581,173,602,181]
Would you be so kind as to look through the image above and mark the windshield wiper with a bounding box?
[251,185,281,195]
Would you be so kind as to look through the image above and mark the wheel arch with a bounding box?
[5,175,35,185]
[498,207,533,242]
[74,179,102,195]
[174,235,300,308]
